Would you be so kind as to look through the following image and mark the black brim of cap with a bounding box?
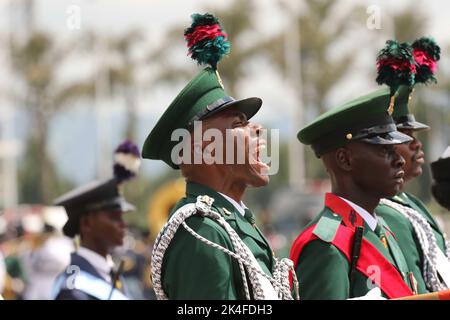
[360,130,413,145]
[62,199,135,238]
[201,97,262,121]
[396,121,429,131]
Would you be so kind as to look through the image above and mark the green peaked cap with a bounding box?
[142,67,262,168]
[297,88,412,157]
[392,85,429,131]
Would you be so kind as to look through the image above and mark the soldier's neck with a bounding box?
[399,176,412,191]
[81,240,109,258]
[332,188,379,215]
[188,176,246,203]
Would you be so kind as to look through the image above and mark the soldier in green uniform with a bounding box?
[290,87,417,299]
[375,38,450,292]
[145,13,295,300]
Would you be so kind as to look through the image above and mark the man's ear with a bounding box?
[79,214,93,235]
[335,147,352,171]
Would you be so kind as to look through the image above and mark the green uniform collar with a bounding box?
[391,192,409,205]
[186,182,240,220]
[185,181,272,252]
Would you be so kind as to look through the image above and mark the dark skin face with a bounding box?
[215,109,269,187]
[181,108,269,203]
[394,129,425,185]
[323,142,406,214]
[80,210,127,258]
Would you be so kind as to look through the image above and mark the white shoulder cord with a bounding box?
[380,198,449,291]
[151,195,299,300]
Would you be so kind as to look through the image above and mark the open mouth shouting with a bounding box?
[249,137,270,174]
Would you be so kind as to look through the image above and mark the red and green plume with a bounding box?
[412,37,440,84]
[376,40,416,94]
[184,13,230,69]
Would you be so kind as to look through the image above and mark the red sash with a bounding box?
[290,193,413,299]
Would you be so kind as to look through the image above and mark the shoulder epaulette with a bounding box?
[313,211,343,242]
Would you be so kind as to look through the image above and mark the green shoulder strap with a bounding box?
[313,211,343,243]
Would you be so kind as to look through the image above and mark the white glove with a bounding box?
[347,287,386,300]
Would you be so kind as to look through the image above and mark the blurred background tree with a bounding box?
[10,32,94,204]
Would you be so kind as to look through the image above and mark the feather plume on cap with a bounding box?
[113,140,141,183]
[376,40,417,114]
[184,13,230,69]
[412,37,440,85]
[376,40,416,93]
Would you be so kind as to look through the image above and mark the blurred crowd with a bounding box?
[0,205,155,300]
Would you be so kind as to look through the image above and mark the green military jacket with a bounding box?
[376,192,447,293]
[294,206,414,300]
[161,182,274,299]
